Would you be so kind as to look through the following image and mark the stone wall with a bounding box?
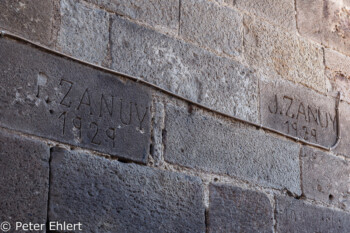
[1,0,350,232]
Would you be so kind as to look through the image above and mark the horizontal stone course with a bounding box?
[0,130,49,227]
[84,0,179,32]
[180,0,243,57]
[260,78,337,148]
[0,38,152,163]
[111,15,258,122]
[302,146,350,211]
[0,0,56,46]
[208,184,273,233]
[243,15,326,92]
[49,147,205,233]
[164,104,301,195]
[276,195,350,232]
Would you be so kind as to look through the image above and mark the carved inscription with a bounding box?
[261,81,337,147]
[0,38,151,163]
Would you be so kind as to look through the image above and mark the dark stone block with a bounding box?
[276,195,350,232]
[208,184,273,233]
[0,38,152,163]
[49,148,205,233]
[0,130,49,227]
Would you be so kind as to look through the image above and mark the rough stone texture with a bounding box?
[243,15,326,92]
[49,147,205,233]
[301,146,350,211]
[164,104,301,195]
[325,49,350,103]
[180,0,242,57]
[208,184,273,233]
[235,0,296,31]
[111,15,258,122]
[151,100,165,166]
[276,195,350,232]
[335,101,350,158]
[297,0,350,56]
[0,130,49,227]
[260,78,337,147]
[0,0,56,46]
[0,38,151,163]
[57,0,109,65]
[85,0,179,32]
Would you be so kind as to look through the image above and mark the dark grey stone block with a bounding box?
[302,146,350,210]
[276,195,350,233]
[260,78,337,147]
[49,148,205,233]
[0,38,152,163]
[0,130,49,228]
[0,0,57,45]
[164,104,301,195]
[111,15,258,122]
[208,184,273,233]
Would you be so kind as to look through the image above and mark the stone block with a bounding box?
[0,130,49,228]
[180,0,242,57]
[57,0,109,65]
[243,16,326,92]
[85,0,179,32]
[0,0,56,45]
[164,104,301,195]
[235,0,296,31]
[111,15,258,122]
[301,146,350,210]
[335,101,350,158]
[0,38,152,163]
[208,184,273,233]
[276,195,350,232]
[49,147,205,233]
[260,78,337,148]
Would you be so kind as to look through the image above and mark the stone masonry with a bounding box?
[1,0,350,232]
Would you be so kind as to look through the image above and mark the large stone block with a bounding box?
[0,0,56,45]
[297,0,350,56]
[164,104,301,195]
[180,0,242,57]
[111,16,258,122]
[0,38,151,163]
[276,196,350,232]
[243,16,326,92]
[208,184,273,233]
[85,0,179,31]
[57,0,109,65]
[49,148,205,233]
[0,130,49,228]
[235,0,296,31]
[301,146,350,210]
[260,78,337,148]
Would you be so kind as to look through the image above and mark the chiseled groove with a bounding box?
[0,30,341,152]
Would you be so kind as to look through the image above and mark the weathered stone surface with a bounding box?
[260,78,337,147]
[297,0,350,56]
[208,184,273,233]
[325,49,350,103]
[235,0,296,31]
[0,0,56,45]
[111,15,258,122]
[276,195,350,232]
[0,130,49,227]
[0,38,151,163]
[335,101,350,158]
[49,148,205,233]
[180,0,242,57]
[57,0,109,65]
[301,146,350,210]
[85,0,179,32]
[164,104,301,194]
[243,16,326,92]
